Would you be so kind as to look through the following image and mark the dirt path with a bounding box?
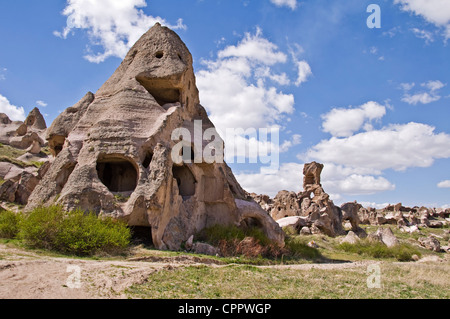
[0,244,374,299]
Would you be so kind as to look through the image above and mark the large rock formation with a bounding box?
[25,23,284,251]
[0,108,47,151]
[0,108,50,204]
[255,162,344,237]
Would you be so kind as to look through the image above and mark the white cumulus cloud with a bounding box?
[36,100,48,107]
[196,29,295,131]
[401,80,446,105]
[0,94,26,121]
[234,162,303,197]
[270,0,298,10]
[438,180,450,188]
[294,60,312,87]
[55,0,186,63]
[394,0,450,40]
[234,161,395,199]
[321,101,386,137]
[304,122,450,172]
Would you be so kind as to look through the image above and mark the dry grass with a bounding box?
[126,257,450,299]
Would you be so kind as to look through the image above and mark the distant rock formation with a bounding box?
[253,162,345,237]
[0,108,49,204]
[25,23,284,251]
[0,108,47,152]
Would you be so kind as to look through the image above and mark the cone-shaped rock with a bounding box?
[26,23,284,250]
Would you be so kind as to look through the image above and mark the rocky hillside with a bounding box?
[250,162,450,254]
[0,108,50,206]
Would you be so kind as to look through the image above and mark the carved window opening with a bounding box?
[143,151,153,169]
[172,165,196,197]
[96,156,138,193]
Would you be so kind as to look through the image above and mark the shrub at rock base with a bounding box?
[197,225,320,260]
[19,206,131,256]
[0,210,22,239]
[337,239,421,262]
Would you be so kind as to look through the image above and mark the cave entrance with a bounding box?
[136,76,181,107]
[172,165,196,197]
[96,157,138,192]
[143,151,153,169]
[130,226,153,248]
[240,217,263,230]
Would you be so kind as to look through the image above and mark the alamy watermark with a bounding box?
[171,120,280,170]
[366,264,382,289]
[367,4,381,29]
[66,265,82,289]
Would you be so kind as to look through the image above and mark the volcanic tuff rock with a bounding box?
[254,162,345,237]
[0,108,50,204]
[25,23,284,251]
[0,108,47,151]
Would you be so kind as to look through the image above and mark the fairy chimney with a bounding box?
[26,23,284,250]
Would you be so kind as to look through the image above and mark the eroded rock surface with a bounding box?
[25,23,284,251]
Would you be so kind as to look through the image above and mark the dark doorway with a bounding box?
[172,165,196,197]
[96,157,138,192]
[143,151,153,169]
[130,226,153,248]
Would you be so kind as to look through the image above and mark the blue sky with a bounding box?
[0,0,449,208]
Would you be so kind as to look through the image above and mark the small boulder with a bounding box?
[373,227,399,247]
[420,215,430,227]
[277,216,307,229]
[418,236,441,252]
[300,226,311,236]
[341,231,360,244]
[185,235,194,251]
[192,242,219,256]
[429,220,443,228]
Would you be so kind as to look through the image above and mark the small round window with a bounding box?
[155,51,164,59]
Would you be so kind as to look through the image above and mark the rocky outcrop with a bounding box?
[0,109,50,204]
[419,236,441,252]
[0,109,47,150]
[46,92,95,157]
[356,203,449,229]
[340,201,362,231]
[371,227,399,248]
[24,107,47,130]
[0,171,40,205]
[254,162,344,237]
[25,23,284,251]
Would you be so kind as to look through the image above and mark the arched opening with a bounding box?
[48,135,66,157]
[143,151,153,169]
[136,76,181,107]
[130,226,153,248]
[96,156,138,192]
[240,217,264,231]
[172,165,196,197]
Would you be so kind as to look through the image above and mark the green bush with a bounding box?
[198,224,246,245]
[0,210,22,239]
[284,237,321,260]
[337,239,421,262]
[19,205,131,256]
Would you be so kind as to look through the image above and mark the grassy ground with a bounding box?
[0,143,48,168]
[1,205,448,299]
[125,224,449,299]
[126,260,449,299]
